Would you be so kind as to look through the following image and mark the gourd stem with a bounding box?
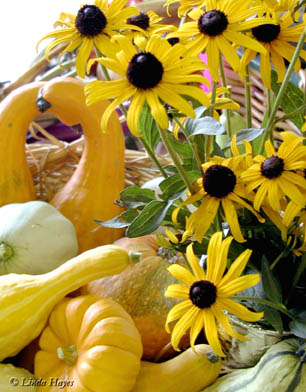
[128,251,142,264]
[57,344,78,366]
[0,242,13,261]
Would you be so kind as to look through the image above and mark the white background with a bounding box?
[0,0,81,82]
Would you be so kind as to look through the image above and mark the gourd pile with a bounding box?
[0,76,304,392]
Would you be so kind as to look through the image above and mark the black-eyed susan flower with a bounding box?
[165,233,263,356]
[85,35,210,136]
[125,10,177,40]
[166,0,271,81]
[173,155,264,243]
[241,131,306,211]
[240,4,306,88]
[36,0,139,78]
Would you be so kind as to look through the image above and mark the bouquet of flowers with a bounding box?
[35,0,306,369]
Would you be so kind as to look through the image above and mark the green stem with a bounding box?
[288,252,306,303]
[157,124,195,194]
[209,81,217,117]
[173,117,203,172]
[219,53,232,137]
[270,248,289,270]
[258,29,306,154]
[245,66,252,128]
[233,295,295,320]
[140,137,168,178]
[57,344,78,366]
[38,60,76,81]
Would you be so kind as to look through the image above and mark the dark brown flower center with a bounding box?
[75,5,107,36]
[127,13,150,30]
[198,10,228,36]
[167,37,180,46]
[251,24,281,43]
[126,52,163,89]
[189,280,217,309]
[261,156,284,179]
[203,164,237,198]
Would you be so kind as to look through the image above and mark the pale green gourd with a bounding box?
[0,201,78,275]
[202,338,306,392]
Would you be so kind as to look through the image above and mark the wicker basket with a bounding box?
[25,120,172,202]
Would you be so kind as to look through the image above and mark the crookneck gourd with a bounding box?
[0,81,44,205]
[35,295,143,392]
[0,244,139,361]
[0,76,125,252]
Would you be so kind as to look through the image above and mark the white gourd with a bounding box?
[0,201,78,274]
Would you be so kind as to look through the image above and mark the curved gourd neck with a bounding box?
[0,83,44,205]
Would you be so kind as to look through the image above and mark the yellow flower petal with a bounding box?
[203,309,225,357]
[218,274,261,297]
[186,243,205,281]
[219,249,252,287]
[165,300,193,333]
[171,306,200,351]
[167,264,196,286]
[165,284,190,300]
[218,298,264,322]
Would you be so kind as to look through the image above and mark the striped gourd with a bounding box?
[203,338,306,392]
[0,244,139,361]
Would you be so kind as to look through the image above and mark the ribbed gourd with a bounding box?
[35,295,143,392]
[203,338,306,392]
[81,234,187,361]
[0,244,139,361]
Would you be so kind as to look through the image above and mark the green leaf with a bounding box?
[289,309,306,339]
[262,306,284,333]
[271,70,305,129]
[169,135,193,157]
[185,116,225,136]
[159,171,200,200]
[139,103,160,151]
[95,209,138,229]
[224,128,265,148]
[126,199,174,237]
[119,185,155,208]
[261,257,283,304]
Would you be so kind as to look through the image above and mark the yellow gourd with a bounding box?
[0,244,139,361]
[39,77,125,252]
[0,77,125,252]
[132,344,222,392]
[35,295,143,392]
[0,82,44,205]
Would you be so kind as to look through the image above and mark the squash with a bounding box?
[35,295,143,392]
[39,77,126,252]
[0,363,38,391]
[132,344,222,392]
[0,76,125,252]
[0,81,44,206]
[0,244,140,361]
[203,338,306,392]
[0,200,78,275]
[81,234,188,361]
